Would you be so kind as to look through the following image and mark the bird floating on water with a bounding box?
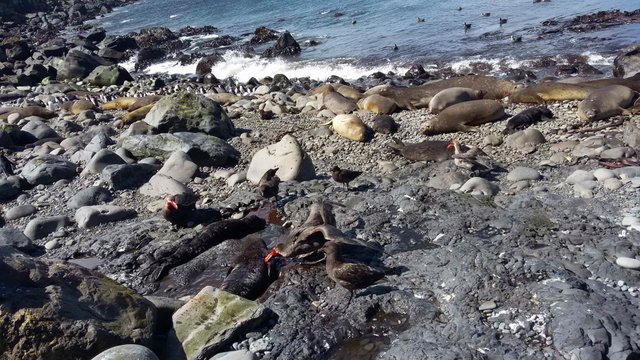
[511,35,522,43]
[464,22,471,30]
[417,17,425,23]
[499,17,508,25]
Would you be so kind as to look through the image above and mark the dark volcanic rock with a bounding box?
[250,26,279,44]
[178,25,219,37]
[0,246,156,360]
[195,54,224,77]
[262,31,301,58]
[613,44,640,78]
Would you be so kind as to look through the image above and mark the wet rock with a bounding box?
[85,133,115,153]
[0,228,34,252]
[83,149,127,175]
[23,215,71,240]
[0,247,156,358]
[67,186,113,209]
[157,151,198,184]
[55,50,110,81]
[250,27,279,44]
[4,204,36,220]
[75,205,137,228]
[262,31,301,58]
[21,155,78,186]
[90,344,159,360]
[247,134,316,184]
[613,44,640,78]
[506,167,541,182]
[119,132,240,167]
[171,287,269,360]
[143,92,235,139]
[84,65,133,86]
[102,163,158,190]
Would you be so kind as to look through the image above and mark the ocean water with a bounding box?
[92,0,640,81]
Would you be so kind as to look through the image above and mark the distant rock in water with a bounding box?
[262,31,301,58]
[250,26,279,44]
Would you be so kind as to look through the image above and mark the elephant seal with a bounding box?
[580,77,640,92]
[509,82,595,103]
[327,114,369,142]
[0,106,56,120]
[364,75,519,110]
[205,92,242,106]
[421,100,505,135]
[388,138,463,162]
[323,91,357,114]
[334,84,363,101]
[71,99,98,114]
[428,87,485,114]
[127,95,163,112]
[101,97,137,111]
[577,85,636,122]
[357,94,397,114]
[371,115,398,134]
[502,106,554,134]
[122,103,155,125]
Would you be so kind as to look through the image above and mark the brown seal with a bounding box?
[577,85,636,121]
[0,106,56,120]
[323,91,357,114]
[371,115,398,134]
[357,94,397,114]
[363,75,519,110]
[421,99,505,135]
[428,87,485,114]
[509,82,596,104]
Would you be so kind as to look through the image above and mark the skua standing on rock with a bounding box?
[331,166,363,190]
[258,168,280,200]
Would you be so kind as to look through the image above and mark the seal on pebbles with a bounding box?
[428,87,485,114]
[503,106,554,134]
[577,85,636,122]
[421,99,505,135]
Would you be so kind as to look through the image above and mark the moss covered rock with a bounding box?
[143,92,235,139]
[0,246,157,360]
[118,132,239,167]
[171,287,268,360]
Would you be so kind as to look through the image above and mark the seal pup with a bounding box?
[422,99,506,135]
[371,115,398,134]
[577,85,636,122]
[503,106,554,134]
[258,168,280,200]
[331,166,362,190]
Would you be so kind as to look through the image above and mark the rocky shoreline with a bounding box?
[2,2,640,360]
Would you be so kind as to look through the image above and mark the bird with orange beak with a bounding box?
[162,194,196,227]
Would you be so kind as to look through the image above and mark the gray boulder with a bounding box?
[157,151,198,184]
[143,92,235,139]
[84,65,133,86]
[4,204,36,220]
[21,155,78,185]
[505,128,546,153]
[262,31,301,58]
[102,163,158,190]
[21,118,59,140]
[23,215,71,240]
[55,50,111,81]
[247,135,315,184]
[0,247,156,359]
[67,186,113,209]
[139,174,194,200]
[75,205,137,228]
[119,132,239,167]
[83,149,127,175]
